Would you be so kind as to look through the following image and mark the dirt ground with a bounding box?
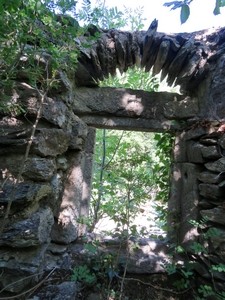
[75,273,193,300]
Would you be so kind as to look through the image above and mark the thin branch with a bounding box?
[103,130,124,170]
[0,271,44,294]
[115,274,192,295]
[0,268,56,300]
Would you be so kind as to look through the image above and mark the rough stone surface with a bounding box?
[198,199,215,209]
[32,128,70,156]
[187,141,205,163]
[0,208,54,247]
[68,115,88,150]
[201,145,220,159]
[169,162,200,248]
[163,97,198,119]
[42,97,69,128]
[0,244,48,292]
[73,88,193,131]
[198,171,225,184]
[23,157,56,181]
[79,127,96,235]
[199,183,224,200]
[207,228,225,250]
[51,151,84,244]
[200,208,225,225]
[0,154,24,181]
[205,157,225,172]
[51,205,79,244]
[49,173,64,216]
[56,156,68,171]
[34,281,78,300]
[0,155,55,182]
[219,134,225,149]
[0,182,52,208]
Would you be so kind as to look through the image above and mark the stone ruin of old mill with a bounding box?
[1,20,225,297]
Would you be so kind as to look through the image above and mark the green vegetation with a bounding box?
[78,0,146,30]
[0,0,80,115]
[91,130,157,234]
[164,218,225,299]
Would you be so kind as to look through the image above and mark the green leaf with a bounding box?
[180,4,190,24]
[36,1,42,13]
[164,1,183,10]
[214,0,221,14]
[213,0,225,15]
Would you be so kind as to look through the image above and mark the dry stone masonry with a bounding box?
[1,21,225,296]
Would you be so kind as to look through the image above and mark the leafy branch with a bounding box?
[164,0,225,24]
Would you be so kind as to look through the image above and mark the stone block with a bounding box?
[34,281,78,300]
[207,228,225,250]
[50,173,64,216]
[200,207,225,225]
[187,141,205,163]
[32,128,70,156]
[164,96,199,119]
[0,118,31,155]
[200,136,218,145]
[219,134,225,149]
[0,244,48,292]
[198,171,225,184]
[56,156,68,171]
[23,157,56,181]
[198,199,215,209]
[185,127,212,140]
[175,163,200,247]
[0,155,56,182]
[68,115,88,150]
[51,206,79,244]
[199,183,224,200]
[0,207,54,247]
[42,97,68,127]
[201,145,220,159]
[51,151,85,243]
[0,182,52,208]
[205,158,225,172]
[173,132,188,162]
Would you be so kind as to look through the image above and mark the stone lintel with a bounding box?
[77,115,182,132]
[73,87,198,131]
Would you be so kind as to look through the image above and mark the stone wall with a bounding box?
[169,125,225,291]
[1,79,225,295]
[0,78,95,293]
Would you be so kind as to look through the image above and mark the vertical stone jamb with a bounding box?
[79,127,96,235]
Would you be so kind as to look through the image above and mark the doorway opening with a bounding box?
[88,128,174,240]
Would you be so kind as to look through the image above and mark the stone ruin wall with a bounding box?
[0,77,96,293]
[1,78,225,294]
[1,25,225,295]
